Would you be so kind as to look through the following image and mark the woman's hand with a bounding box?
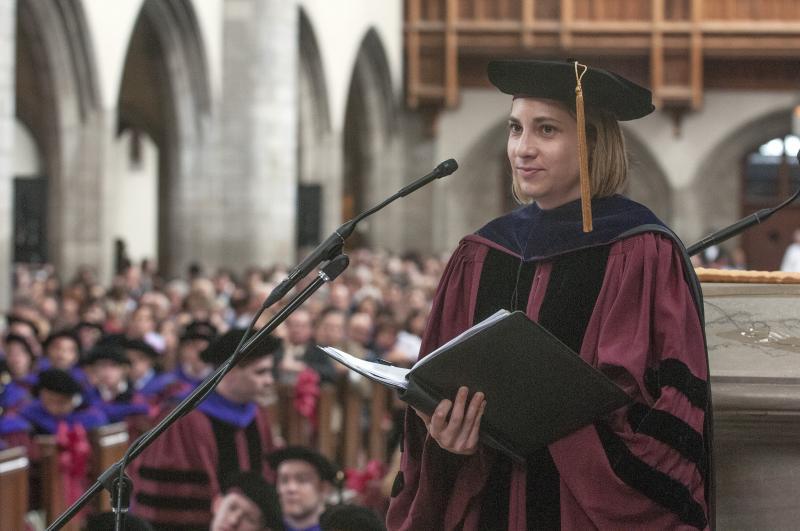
[414,386,486,455]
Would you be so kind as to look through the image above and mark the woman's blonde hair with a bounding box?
[511,104,628,204]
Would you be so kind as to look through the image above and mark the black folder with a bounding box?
[320,310,631,462]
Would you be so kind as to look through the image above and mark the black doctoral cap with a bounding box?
[265,445,339,483]
[487,59,654,121]
[180,319,218,343]
[36,368,83,397]
[221,471,283,530]
[200,328,281,368]
[83,343,130,366]
[43,330,81,353]
[320,504,387,531]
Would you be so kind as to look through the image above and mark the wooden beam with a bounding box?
[407,0,422,108]
[651,0,665,108]
[445,0,459,107]
[522,0,536,48]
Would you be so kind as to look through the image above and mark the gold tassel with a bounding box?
[574,61,592,233]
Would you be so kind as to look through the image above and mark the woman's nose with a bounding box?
[515,133,538,158]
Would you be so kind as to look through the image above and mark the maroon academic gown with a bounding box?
[386,229,710,529]
[132,392,277,530]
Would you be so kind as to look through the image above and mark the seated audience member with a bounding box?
[125,305,166,354]
[82,343,150,423]
[0,360,32,448]
[266,446,338,531]
[132,329,280,530]
[277,309,336,384]
[342,312,375,361]
[6,313,42,354]
[41,330,82,370]
[20,368,107,435]
[2,333,37,388]
[73,320,105,353]
[173,320,217,386]
[124,339,187,406]
[319,504,386,531]
[211,471,284,531]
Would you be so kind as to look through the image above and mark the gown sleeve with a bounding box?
[549,232,710,530]
[386,240,497,531]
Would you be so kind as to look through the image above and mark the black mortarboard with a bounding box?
[200,328,281,368]
[36,368,83,397]
[4,333,35,360]
[320,504,387,531]
[488,59,654,233]
[221,471,283,530]
[83,343,130,366]
[180,320,218,343]
[43,330,81,353]
[487,59,654,121]
[124,338,159,360]
[265,445,339,483]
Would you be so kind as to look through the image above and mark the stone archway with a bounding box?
[692,108,796,269]
[342,29,399,249]
[623,127,672,223]
[117,0,211,276]
[297,8,336,250]
[14,0,98,274]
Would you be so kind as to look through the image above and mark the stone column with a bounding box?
[0,0,16,309]
[208,0,298,271]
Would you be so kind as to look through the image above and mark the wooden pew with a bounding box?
[35,434,80,531]
[0,446,30,531]
[89,422,130,512]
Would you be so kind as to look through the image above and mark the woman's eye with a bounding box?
[541,124,555,135]
[508,122,522,134]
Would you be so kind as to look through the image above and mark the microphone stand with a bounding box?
[687,151,800,257]
[48,158,459,530]
[687,186,800,257]
[263,159,458,308]
[47,255,350,531]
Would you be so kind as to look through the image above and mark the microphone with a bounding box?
[263,159,459,308]
[687,151,800,257]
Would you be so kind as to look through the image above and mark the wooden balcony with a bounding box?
[406,0,800,112]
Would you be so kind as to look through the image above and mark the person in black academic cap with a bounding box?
[387,60,712,530]
[265,446,339,531]
[319,504,386,531]
[172,319,218,386]
[19,368,107,435]
[211,471,285,531]
[81,342,150,424]
[132,329,280,531]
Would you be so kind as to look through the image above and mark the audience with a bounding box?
[0,250,447,529]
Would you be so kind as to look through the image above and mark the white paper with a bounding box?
[320,346,410,389]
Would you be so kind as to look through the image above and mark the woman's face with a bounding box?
[507,97,581,210]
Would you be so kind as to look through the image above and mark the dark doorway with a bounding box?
[14,177,47,264]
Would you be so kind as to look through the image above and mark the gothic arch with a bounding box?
[15,0,98,266]
[297,8,335,248]
[623,127,672,222]
[117,0,211,275]
[692,108,794,265]
[342,28,399,247]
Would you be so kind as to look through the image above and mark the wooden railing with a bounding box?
[406,0,800,111]
[0,446,30,531]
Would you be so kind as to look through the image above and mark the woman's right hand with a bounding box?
[414,386,486,455]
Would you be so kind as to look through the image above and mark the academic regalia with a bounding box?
[20,400,108,436]
[386,196,712,530]
[132,390,277,530]
[135,368,190,407]
[85,382,150,424]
